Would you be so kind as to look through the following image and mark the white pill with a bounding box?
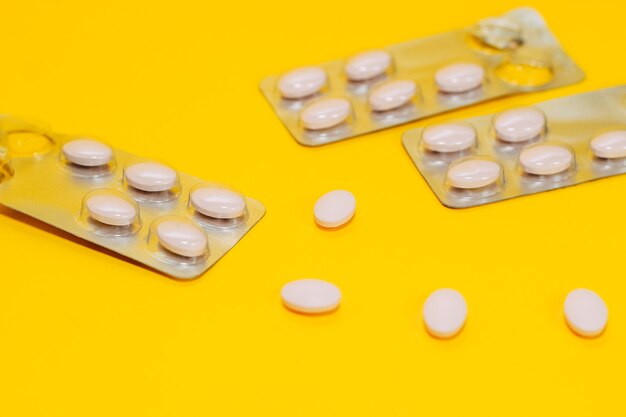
[300,98,351,130]
[590,130,626,159]
[423,289,467,339]
[435,63,484,93]
[345,50,391,81]
[125,162,177,192]
[281,279,341,314]
[519,145,572,175]
[564,289,608,337]
[191,186,246,219]
[422,123,476,153]
[447,159,501,189]
[86,194,137,226]
[314,190,356,228]
[494,108,545,143]
[62,139,113,167]
[156,220,208,258]
[278,67,327,99]
[368,80,416,111]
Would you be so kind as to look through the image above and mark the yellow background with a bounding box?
[0,1,624,416]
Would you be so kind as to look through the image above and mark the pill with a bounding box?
[281,279,341,314]
[191,186,246,219]
[422,123,476,153]
[446,159,501,189]
[435,63,484,93]
[345,50,391,81]
[278,67,327,99]
[314,190,356,228]
[125,162,177,192]
[564,289,608,337]
[519,145,572,175]
[494,108,545,143]
[62,139,113,167]
[368,80,416,111]
[156,219,208,258]
[86,194,137,226]
[590,130,626,159]
[423,289,467,339]
[300,98,351,130]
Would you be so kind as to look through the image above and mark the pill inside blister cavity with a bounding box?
[590,130,626,159]
[435,63,484,94]
[519,145,573,176]
[369,80,416,112]
[153,217,208,259]
[494,108,545,143]
[300,98,351,130]
[446,159,501,189]
[281,279,341,314]
[423,289,467,339]
[86,194,137,226]
[62,139,113,167]
[422,123,476,153]
[190,184,247,225]
[345,50,391,81]
[314,190,356,228]
[564,289,608,338]
[124,162,178,192]
[278,67,327,99]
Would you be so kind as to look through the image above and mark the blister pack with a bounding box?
[0,116,265,279]
[260,7,584,147]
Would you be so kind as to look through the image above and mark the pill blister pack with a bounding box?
[260,7,584,147]
[0,116,265,279]
[402,85,626,208]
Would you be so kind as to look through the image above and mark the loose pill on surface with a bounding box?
[190,186,246,219]
[300,98,351,130]
[435,63,485,93]
[564,289,608,337]
[281,279,341,314]
[422,123,476,153]
[62,139,113,167]
[278,67,327,99]
[156,220,208,258]
[494,108,545,143]
[446,159,501,189]
[86,194,137,226]
[314,190,356,228]
[423,289,467,339]
[345,50,391,81]
[519,145,572,176]
[125,162,178,192]
[368,80,416,111]
[590,130,626,159]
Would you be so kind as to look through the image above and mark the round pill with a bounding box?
[435,63,484,93]
[446,159,501,189]
[62,139,113,167]
[300,98,351,130]
[156,220,208,258]
[314,190,356,228]
[125,162,177,192]
[86,194,137,226]
[564,289,608,337]
[368,80,416,111]
[519,145,572,175]
[590,130,626,159]
[191,186,246,219]
[345,50,391,81]
[494,108,545,143]
[278,67,327,99]
[423,289,467,339]
[281,279,341,314]
[422,123,476,153]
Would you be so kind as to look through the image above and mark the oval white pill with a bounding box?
[278,67,327,99]
[62,139,113,167]
[422,123,476,153]
[125,162,177,192]
[300,98,351,130]
[447,159,501,189]
[86,194,137,226]
[423,289,467,339]
[494,108,545,143]
[314,190,356,228]
[590,130,626,159]
[281,279,341,314]
[156,220,208,258]
[435,63,484,93]
[519,145,572,175]
[345,50,391,81]
[564,289,608,337]
[191,186,246,219]
[368,80,416,111]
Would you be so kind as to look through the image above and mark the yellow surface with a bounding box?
[0,1,624,416]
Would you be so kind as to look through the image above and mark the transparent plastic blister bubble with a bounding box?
[260,7,584,146]
[0,116,265,279]
[402,85,626,208]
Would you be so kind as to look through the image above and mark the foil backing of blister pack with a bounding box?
[260,7,584,147]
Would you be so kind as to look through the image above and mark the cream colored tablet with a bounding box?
[564,289,608,337]
[590,130,626,159]
[62,139,113,167]
[422,123,476,153]
[519,145,572,175]
[494,108,545,143]
[435,63,484,93]
[368,80,416,111]
[300,98,351,130]
[423,289,467,339]
[314,190,356,228]
[156,220,208,258]
[345,50,391,81]
[446,159,501,189]
[278,67,327,99]
[191,186,246,219]
[86,194,137,226]
[281,279,341,314]
[125,162,177,192]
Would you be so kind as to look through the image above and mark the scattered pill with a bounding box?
[590,130,626,159]
[156,219,208,258]
[564,289,608,337]
[345,50,391,81]
[369,80,416,111]
[519,145,572,175]
[494,108,545,143]
[125,162,178,192]
[300,98,351,130]
[62,139,113,167]
[191,186,246,219]
[446,159,501,189]
[435,63,484,93]
[278,67,327,99]
[314,190,356,228]
[86,194,137,226]
[281,279,341,314]
[423,289,467,339]
[422,123,476,153]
